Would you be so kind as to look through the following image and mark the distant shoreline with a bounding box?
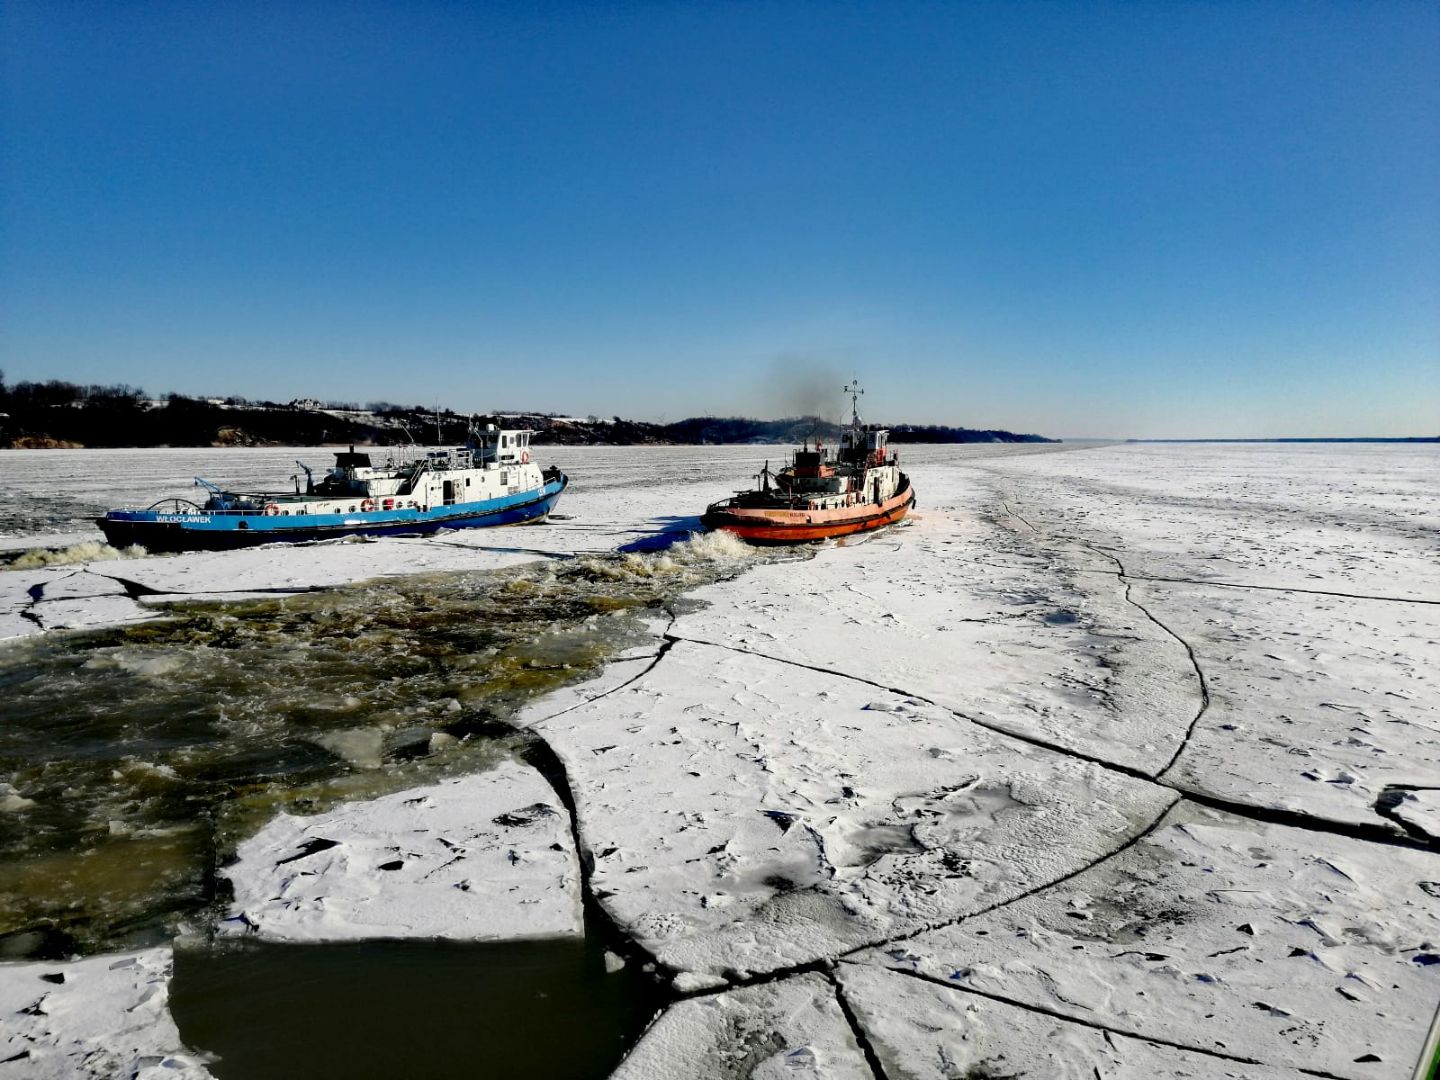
[0,381,1056,449]
[1125,437,1438,444]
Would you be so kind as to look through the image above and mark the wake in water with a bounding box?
[570,527,755,582]
[3,540,149,571]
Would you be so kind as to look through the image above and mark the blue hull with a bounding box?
[97,475,568,553]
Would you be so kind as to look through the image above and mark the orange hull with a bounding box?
[703,486,916,544]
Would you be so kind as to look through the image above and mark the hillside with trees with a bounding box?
[0,375,1055,448]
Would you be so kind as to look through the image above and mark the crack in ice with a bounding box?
[867,964,1352,1080]
[1076,568,1440,608]
[828,971,892,1080]
[1076,543,1211,779]
[662,635,1437,854]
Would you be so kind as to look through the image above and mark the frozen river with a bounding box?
[1,440,1438,1078]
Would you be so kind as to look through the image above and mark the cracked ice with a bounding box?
[3,441,1438,1078]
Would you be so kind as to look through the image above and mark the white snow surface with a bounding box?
[1148,582,1440,827]
[219,760,581,942]
[531,638,1175,980]
[578,442,1438,1079]
[4,441,1438,1077]
[611,973,870,1080]
[859,801,1440,1078]
[0,948,212,1079]
[1390,789,1440,843]
[671,470,1200,775]
[975,442,1440,600]
[836,964,1311,1079]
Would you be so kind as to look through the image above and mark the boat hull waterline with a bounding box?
[98,475,568,553]
[702,478,915,544]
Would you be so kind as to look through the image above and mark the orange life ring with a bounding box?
[360,498,376,513]
[264,503,280,516]
[520,450,530,464]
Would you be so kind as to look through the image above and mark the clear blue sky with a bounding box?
[2,1,1436,437]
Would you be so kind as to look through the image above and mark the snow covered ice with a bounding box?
[219,759,582,943]
[0,948,212,1079]
[860,800,1439,1076]
[596,443,1439,1079]
[668,469,1201,775]
[835,963,1312,1079]
[527,637,1174,982]
[2,441,1437,1077]
[611,973,872,1080]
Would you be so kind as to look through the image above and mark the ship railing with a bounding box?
[115,500,412,518]
[425,448,475,471]
[142,498,207,514]
[113,505,419,518]
[374,445,422,471]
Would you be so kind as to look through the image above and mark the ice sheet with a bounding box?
[859,801,1440,1077]
[5,441,1436,1077]
[538,639,1174,980]
[977,443,1440,600]
[836,964,1311,1079]
[1146,583,1440,829]
[611,973,870,1080]
[0,947,211,1078]
[671,471,1200,776]
[220,760,581,943]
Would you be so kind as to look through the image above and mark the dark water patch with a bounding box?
[0,495,109,541]
[616,519,704,553]
[1044,610,1079,626]
[0,532,779,954]
[171,930,669,1080]
[0,926,82,962]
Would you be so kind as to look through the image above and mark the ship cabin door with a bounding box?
[442,480,456,505]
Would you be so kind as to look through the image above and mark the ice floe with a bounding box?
[1147,584,1440,830]
[531,638,1174,981]
[0,947,211,1078]
[220,760,581,943]
[611,973,870,1080]
[671,471,1199,775]
[859,800,1440,1077]
[836,963,1311,1079]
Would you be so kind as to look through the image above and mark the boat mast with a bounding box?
[842,379,864,434]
